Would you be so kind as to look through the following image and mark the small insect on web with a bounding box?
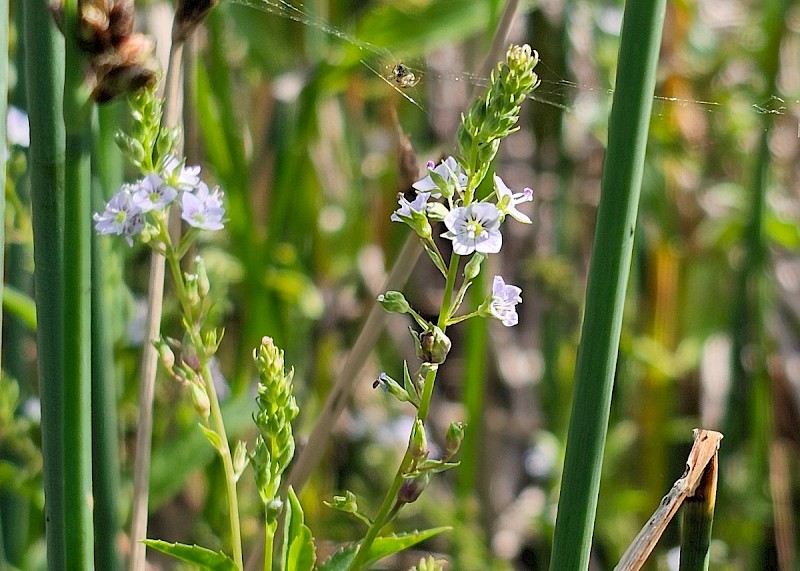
[387,63,421,89]
[360,59,426,112]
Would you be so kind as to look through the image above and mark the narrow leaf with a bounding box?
[317,528,451,571]
[142,539,237,571]
[282,486,316,571]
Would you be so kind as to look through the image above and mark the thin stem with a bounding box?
[128,39,185,571]
[201,361,244,569]
[349,251,461,570]
[264,521,275,571]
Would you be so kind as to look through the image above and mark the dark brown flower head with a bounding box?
[91,33,158,103]
[173,0,217,43]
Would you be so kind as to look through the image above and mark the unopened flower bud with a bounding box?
[410,419,428,461]
[195,256,210,298]
[398,472,430,504]
[233,440,248,478]
[416,326,451,364]
[464,253,485,281]
[157,341,175,373]
[445,421,466,459]
[190,382,210,420]
[266,498,283,522]
[378,291,411,314]
[185,273,200,306]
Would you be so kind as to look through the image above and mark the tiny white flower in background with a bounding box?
[489,275,522,326]
[131,173,176,212]
[163,155,201,190]
[494,174,533,223]
[6,106,30,148]
[181,181,225,230]
[442,202,502,255]
[93,186,144,246]
[412,156,467,196]
[391,192,430,222]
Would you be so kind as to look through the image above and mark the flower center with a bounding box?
[466,219,486,240]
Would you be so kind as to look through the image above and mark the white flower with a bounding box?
[442,202,502,255]
[163,155,201,190]
[131,173,176,212]
[181,182,225,230]
[7,106,30,148]
[412,156,467,196]
[494,175,533,223]
[489,275,522,326]
[391,192,430,222]
[93,186,144,246]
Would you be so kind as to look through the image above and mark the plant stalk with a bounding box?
[23,1,66,565]
[548,0,667,568]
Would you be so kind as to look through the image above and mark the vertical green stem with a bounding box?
[91,103,124,571]
[23,1,66,567]
[62,0,95,565]
[679,456,718,571]
[455,271,488,499]
[349,252,461,570]
[549,1,666,569]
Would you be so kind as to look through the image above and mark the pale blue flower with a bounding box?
[163,155,201,190]
[181,182,225,230]
[391,192,430,222]
[93,186,144,246]
[7,106,30,148]
[442,202,502,255]
[412,156,467,196]
[489,275,522,326]
[132,173,176,212]
[494,175,533,223]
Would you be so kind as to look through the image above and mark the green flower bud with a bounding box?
[377,291,411,314]
[185,273,200,306]
[445,421,466,459]
[233,440,248,480]
[464,253,485,281]
[426,202,449,221]
[190,382,210,420]
[410,418,429,461]
[195,256,210,298]
[266,498,283,523]
[156,340,175,373]
[416,325,451,364]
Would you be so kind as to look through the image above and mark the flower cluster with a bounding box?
[93,155,224,246]
[391,155,531,327]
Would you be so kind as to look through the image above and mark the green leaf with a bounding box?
[317,528,451,571]
[282,486,316,571]
[141,540,236,570]
[199,424,223,450]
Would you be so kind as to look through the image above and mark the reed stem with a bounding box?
[549,0,666,568]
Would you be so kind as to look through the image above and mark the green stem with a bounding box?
[91,103,124,571]
[164,252,243,568]
[23,2,66,566]
[201,361,244,569]
[349,252,461,569]
[264,521,275,571]
[679,456,718,571]
[548,0,666,569]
